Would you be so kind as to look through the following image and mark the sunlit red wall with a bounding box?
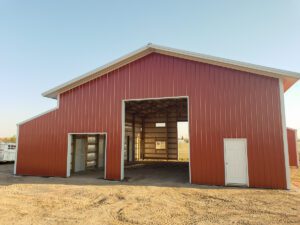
[287,128,299,167]
[17,53,287,189]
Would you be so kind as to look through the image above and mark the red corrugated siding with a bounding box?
[287,128,299,167]
[17,53,287,188]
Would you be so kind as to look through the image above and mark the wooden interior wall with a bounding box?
[134,116,142,160]
[71,134,99,172]
[143,108,187,160]
[144,112,178,159]
[125,99,188,160]
[124,112,132,162]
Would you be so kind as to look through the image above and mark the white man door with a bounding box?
[224,139,249,186]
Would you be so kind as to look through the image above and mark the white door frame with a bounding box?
[224,138,249,187]
[121,96,191,182]
[67,132,107,178]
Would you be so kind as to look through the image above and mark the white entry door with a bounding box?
[75,138,86,172]
[224,139,248,186]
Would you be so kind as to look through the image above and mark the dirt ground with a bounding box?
[0,163,299,225]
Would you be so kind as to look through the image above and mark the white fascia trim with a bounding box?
[42,43,300,99]
[279,79,291,189]
[42,44,152,99]
[17,94,60,126]
[151,44,300,79]
[13,125,19,175]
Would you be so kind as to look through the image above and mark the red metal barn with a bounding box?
[287,128,299,167]
[14,44,300,189]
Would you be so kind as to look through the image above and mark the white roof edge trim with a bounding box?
[43,43,300,99]
[42,43,152,99]
[151,44,300,78]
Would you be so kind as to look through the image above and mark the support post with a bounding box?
[132,114,135,162]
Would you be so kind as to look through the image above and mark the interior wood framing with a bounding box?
[71,134,105,173]
[124,98,188,162]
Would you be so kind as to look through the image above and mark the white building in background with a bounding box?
[0,142,16,162]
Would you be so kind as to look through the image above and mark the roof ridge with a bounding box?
[42,44,300,99]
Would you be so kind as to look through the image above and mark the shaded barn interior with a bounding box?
[70,134,106,177]
[123,98,190,182]
[124,98,189,163]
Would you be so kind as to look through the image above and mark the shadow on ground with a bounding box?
[0,162,247,190]
[1,162,295,191]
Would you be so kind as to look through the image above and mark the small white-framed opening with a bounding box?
[67,132,107,179]
[121,96,191,183]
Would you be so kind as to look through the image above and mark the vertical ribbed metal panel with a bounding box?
[17,53,287,188]
[287,128,299,167]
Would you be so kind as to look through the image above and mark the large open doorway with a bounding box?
[121,97,190,183]
[67,133,106,178]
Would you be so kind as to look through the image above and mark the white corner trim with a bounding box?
[187,96,191,183]
[104,133,108,179]
[13,125,19,175]
[279,79,291,189]
[121,101,125,180]
[66,134,72,177]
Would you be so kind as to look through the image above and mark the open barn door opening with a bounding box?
[67,133,106,179]
[122,97,190,184]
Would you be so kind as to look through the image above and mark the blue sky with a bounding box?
[0,0,299,137]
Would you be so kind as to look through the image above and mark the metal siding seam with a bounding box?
[270,81,280,188]
[263,78,271,187]
[211,66,218,184]
[258,76,267,187]
[265,79,273,187]
[219,68,226,185]
[195,63,201,183]
[248,74,256,187]
[253,76,261,187]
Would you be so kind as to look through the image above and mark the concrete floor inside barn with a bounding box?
[67,161,190,186]
[1,162,191,186]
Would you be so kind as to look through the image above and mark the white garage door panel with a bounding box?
[224,139,248,186]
